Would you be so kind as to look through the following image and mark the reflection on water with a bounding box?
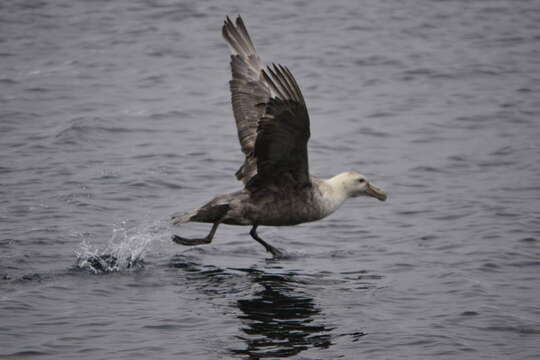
[168,256,351,357]
[232,270,333,359]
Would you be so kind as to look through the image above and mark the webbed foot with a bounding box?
[172,235,211,246]
[171,222,220,246]
[266,244,285,258]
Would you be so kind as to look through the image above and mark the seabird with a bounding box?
[171,16,387,257]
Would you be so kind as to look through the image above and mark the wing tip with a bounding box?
[222,14,256,56]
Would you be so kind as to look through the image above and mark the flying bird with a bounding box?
[171,16,387,257]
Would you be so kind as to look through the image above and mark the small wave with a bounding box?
[354,126,391,138]
[4,351,49,357]
[354,55,402,67]
[519,237,537,243]
[149,110,189,121]
[0,78,17,84]
[410,165,443,173]
[482,325,540,335]
[55,117,162,145]
[366,112,395,119]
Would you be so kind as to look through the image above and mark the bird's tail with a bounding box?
[171,202,231,225]
[171,209,197,225]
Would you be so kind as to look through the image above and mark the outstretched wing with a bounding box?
[250,64,311,190]
[223,16,268,184]
[222,16,311,191]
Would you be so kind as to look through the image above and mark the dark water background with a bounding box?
[1,0,540,359]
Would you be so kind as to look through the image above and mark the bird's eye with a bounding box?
[358,178,365,183]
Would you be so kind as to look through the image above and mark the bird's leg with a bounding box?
[172,222,220,246]
[249,225,284,258]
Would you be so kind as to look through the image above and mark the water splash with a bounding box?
[74,220,167,274]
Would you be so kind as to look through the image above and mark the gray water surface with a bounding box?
[1,0,540,359]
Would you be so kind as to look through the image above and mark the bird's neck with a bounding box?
[318,176,349,216]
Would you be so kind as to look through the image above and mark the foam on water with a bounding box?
[74,220,167,274]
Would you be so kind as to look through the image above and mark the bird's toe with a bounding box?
[171,234,208,246]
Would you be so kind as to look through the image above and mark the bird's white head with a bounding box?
[328,171,387,201]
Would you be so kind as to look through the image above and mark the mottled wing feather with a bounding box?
[222,16,311,191]
[223,17,269,184]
